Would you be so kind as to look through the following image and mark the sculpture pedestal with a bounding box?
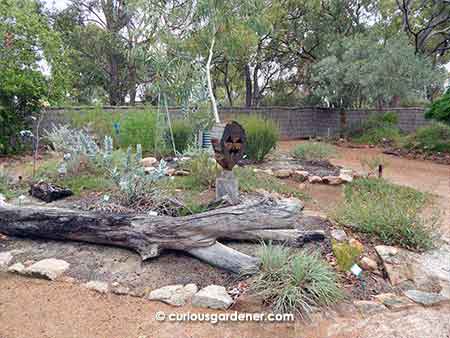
[216,170,239,204]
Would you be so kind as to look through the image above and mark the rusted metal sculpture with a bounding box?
[211,121,246,170]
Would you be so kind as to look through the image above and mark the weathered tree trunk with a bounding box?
[244,64,252,107]
[0,198,321,274]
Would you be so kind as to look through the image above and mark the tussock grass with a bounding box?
[333,178,434,251]
[291,142,337,161]
[252,242,343,317]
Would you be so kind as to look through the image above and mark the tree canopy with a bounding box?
[1,0,450,109]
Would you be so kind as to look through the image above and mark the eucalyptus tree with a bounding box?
[0,0,69,153]
[396,0,450,65]
[311,34,445,109]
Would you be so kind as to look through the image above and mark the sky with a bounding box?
[43,0,69,10]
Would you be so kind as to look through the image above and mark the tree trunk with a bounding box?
[223,62,233,107]
[0,197,324,274]
[206,35,220,123]
[252,63,261,107]
[244,64,252,107]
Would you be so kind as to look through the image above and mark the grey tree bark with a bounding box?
[0,197,323,274]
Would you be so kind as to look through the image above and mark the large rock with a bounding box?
[375,245,447,293]
[148,284,198,306]
[374,293,416,311]
[24,258,70,280]
[0,251,13,270]
[141,157,158,167]
[83,280,109,294]
[192,285,233,310]
[404,289,450,307]
[375,245,414,286]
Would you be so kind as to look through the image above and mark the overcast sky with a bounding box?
[43,0,69,10]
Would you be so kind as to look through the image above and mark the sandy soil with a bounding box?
[1,142,450,338]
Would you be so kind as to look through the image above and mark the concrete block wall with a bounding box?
[42,106,427,140]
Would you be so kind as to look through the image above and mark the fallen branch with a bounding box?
[0,197,324,274]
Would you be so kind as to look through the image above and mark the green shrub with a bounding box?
[120,111,158,154]
[291,142,337,161]
[332,241,363,271]
[237,116,279,162]
[234,167,308,199]
[166,119,194,154]
[403,122,450,153]
[425,90,450,124]
[185,150,221,189]
[347,112,402,145]
[68,108,162,155]
[333,178,433,250]
[0,108,28,155]
[252,242,342,316]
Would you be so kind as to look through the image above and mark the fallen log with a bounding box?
[0,197,323,274]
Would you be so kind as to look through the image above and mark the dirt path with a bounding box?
[2,274,450,338]
[280,141,450,240]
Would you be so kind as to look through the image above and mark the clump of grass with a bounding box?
[252,242,343,317]
[333,178,434,251]
[332,241,363,271]
[291,142,337,161]
[184,151,221,189]
[234,167,308,199]
[237,115,279,162]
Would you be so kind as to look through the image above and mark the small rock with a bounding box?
[360,257,378,271]
[144,167,156,174]
[141,157,158,167]
[0,251,13,269]
[273,169,293,178]
[374,293,415,311]
[25,258,70,280]
[165,168,176,176]
[353,300,386,315]
[292,170,309,182]
[339,169,354,183]
[192,285,233,310]
[8,262,25,274]
[349,238,364,252]
[148,284,198,306]
[323,176,343,185]
[404,290,450,307]
[83,280,109,294]
[308,175,323,184]
[112,285,131,296]
[174,169,190,176]
[331,229,348,242]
